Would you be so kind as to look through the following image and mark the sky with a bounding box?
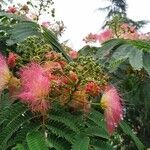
[53,0,150,50]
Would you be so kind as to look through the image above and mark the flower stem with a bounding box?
[91,103,100,106]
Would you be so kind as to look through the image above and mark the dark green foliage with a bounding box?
[0,10,148,150]
[0,12,71,62]
[95,39,150,75]
[90,139,114,150]
[72,134,90,150]
[0,96,111,150]
[79,39,150,149]
[26,131,48,150]
[99,0,148,29]
[120,121,145,150]
[99,0,127,20]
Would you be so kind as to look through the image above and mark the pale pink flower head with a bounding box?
[123,32,139,40]
[42,21,51,28]
[0,53,11,92]
[26,13,38,21]
[83,33,98,43]
[97,29,113,43]
[120,23,129,31]
[120,23,139,40]
[6,6,17,13]
[100,85,123,135]
[18,63,51,113]
[68,50,78,59]
[139,32,150,41]
[7,52,18,68]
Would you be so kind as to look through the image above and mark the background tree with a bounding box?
[99,0,148,29]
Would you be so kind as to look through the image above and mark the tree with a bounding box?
[99,0,148,29]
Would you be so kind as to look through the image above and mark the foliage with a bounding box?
[99,0,148,29]
[0,5,148,150]
[80,36,150,149]
[0,10,125,150]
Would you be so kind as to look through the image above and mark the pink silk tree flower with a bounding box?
[42,21,51,28]
[6,6,17,13]
[100,85,123,135]
[26,13,38,21]
[7,52,18,68]
[0,53,11,92]
[97,29,113,43]
[68,50,78,59]
[17,63,51,113]
[83,33,98,43]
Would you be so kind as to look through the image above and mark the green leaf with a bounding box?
[0,102,27,126]
[42,27,72,62]
[47,133,71,150]
[85,126,109,139]
[0,92,12,110]
[90,139,114,150]
[7,21,41,45]
[128,47,143,70]
[120,121,145,150]
[48,112,83,133]
[11,144,25,150]
[0,12,27,21]
[0,112,31,149]
[143,52,150,75]
[26,131,48,150]
[46,122,75,143]
[96,39,124,59]
[72,134,90,150]
[87,109,105,129]
[112,44,132,59]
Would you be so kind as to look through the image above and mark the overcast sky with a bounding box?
[53,0,150,49]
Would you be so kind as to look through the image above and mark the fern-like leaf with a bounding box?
[72,133,90,150]
[120,121,145,150]
[26,131,48,150]
[90,139,114,150]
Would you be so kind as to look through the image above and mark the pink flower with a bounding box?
[26,13,38,21]
[85,82,100,96]
[0,53,11,92]
[68,50,78,59]
[6,6,17,13]
[17,63,51,113]
[120,23,139,40]
[42,21,51,28]
[7,52,18,68]
[100,85,123,135]
[83,33,98,43]
[120,23,129,31]
[97,29,113,43]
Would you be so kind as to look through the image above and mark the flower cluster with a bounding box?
[83,23,150,45]
[118,23,139,40]
[0,47,123,134]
